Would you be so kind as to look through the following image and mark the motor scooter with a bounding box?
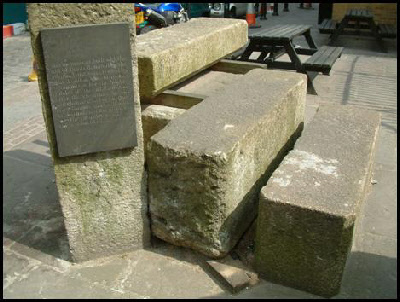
[135,3,189,35]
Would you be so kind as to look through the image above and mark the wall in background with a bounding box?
[332,3,397,25]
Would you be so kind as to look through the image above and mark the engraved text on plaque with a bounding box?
[41,23,138,157]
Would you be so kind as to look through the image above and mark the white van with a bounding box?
[210,3,248,18]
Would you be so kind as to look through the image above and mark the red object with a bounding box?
[3,25,13,39]
[246,3,261,28]
[246,14,256,25]
[246,3,256,25]
[134,6,141,13]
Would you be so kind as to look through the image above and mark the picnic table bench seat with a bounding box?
[319,19,337,34]
[378,24,397,38]
[303,46,343,75]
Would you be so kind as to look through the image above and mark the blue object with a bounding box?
[3,3,27,25]
[135,3,183,14]
[155,3,182,13]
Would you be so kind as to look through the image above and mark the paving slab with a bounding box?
[3,250,33,284]
[207,279,321,299]
[3,145,69,261]
[337,251,397,299]
[357,168,397,238]
[3,262,126,299]
[108,249,224,298]
[206,255,259,294]
[373,126,397,167]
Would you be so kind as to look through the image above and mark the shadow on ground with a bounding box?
[3,144,71,261]
[202,251,397,299]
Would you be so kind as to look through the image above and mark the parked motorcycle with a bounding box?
[135,3,189,35]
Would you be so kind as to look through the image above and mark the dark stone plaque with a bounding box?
[41,23,138,157]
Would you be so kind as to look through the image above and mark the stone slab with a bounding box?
[136,18,248,99]
[141,105,186,155]
[206,255,259,293]
[337,251,397,299]
[27,3,150,262]
[148,69,307,258]
[41,23,138,157]
[255,103,381,297]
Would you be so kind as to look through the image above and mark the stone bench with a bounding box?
[147,69,307,258]
[255,103,381,297]
[136,18,248,100]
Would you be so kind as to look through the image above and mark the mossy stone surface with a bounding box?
[27,3,150,262]
[136,18,248,99]
[255,104,381,297]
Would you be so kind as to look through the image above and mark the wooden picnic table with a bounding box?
[234,24,343,95]
[328,9,388,53]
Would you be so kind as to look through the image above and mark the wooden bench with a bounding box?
[303,46,343,75]
[378,24,397,38]
[328,9,388,53]
[319,19,337,34]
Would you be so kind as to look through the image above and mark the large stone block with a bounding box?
[255,104,381,297]
[27,3,150,262]
[148,69,307,258]
[136,18,248,99]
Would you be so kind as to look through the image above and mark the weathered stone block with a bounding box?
[28,3,150,262]
[136,18,248,99]
[141,105,186,155]
[148,69,307,258]
[255,104,381,297]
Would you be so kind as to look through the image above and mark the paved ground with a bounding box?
[3,4,397,298]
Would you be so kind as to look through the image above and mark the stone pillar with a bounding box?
[27,3,150,262]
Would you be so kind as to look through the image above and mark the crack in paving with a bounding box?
[3,257,40,291]
[111,258,138,295]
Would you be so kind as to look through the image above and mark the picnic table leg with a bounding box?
[368,19,388,53]
[256,49,270,63]
[239,41,257,60]
[329,17,350,46]
[283,41,317,95]
[306,72,318,95]
[304,29,318,49]
[283,41,304,72]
